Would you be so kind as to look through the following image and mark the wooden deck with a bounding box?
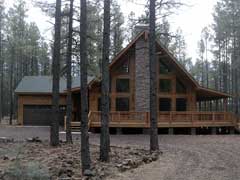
[65,111,238,130]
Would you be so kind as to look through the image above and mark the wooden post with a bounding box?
[191,112,194,126]
[229,127,235,134]
[168,128,174,135]
[147,112,150,127]
[118,112,121,126]
[64,116,67,131]
[191,128,196,135]
[212,112,215,126]
[212,127,217,135]
[224,98,227,112]
[170,111,172,125]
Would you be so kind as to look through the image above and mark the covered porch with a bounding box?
[65,86,239,131]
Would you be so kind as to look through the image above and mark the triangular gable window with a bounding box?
[116,59,129,73]
[159,60,171,74]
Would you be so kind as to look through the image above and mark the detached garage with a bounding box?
[15,76,80,126]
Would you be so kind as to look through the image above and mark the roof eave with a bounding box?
[196,86,232,99]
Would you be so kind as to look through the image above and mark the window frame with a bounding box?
[159,79,172,93]
[176,98,187,111]
[159,98,172,111]
[176,78,187,94]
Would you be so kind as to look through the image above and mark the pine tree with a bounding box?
[0,0,50,120]
[51,0,61,146]
[80,0,91,172]
[100,0,111,162]
[66,0,74,144]
[149,0,159,152]
[0,1,4,121]
[110,0,124,57]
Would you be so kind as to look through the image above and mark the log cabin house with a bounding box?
[15,29,238,133]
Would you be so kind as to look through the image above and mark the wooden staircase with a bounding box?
[64,111,92,131]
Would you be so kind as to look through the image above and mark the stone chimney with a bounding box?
[135,24,150,112]
[134,24,149,35]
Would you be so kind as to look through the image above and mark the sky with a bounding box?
[5,0,218,62]
[119,0,218,61]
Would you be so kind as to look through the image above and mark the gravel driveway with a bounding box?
[0,126,239,180]
[106,135,240,180]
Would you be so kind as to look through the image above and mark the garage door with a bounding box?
[23,105,66,126]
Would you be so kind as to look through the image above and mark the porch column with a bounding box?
[199,101,202,111]
[224,98,227,112]
[168,128,174,135]
[172,76,176,111]
[229,127,235,134]
[212,127,217,135]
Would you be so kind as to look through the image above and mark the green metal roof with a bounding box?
[15,76,94,94]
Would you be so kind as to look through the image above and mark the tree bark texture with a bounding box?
[149,0,159,151]
[51,0,61,146]
[100,0,111,162]
[65,0,74,144]
[80,0,91,171]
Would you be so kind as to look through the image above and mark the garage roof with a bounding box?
[15,76,94,94]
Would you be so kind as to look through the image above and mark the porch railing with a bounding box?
[88,111,238,128]
[65,111,238,130]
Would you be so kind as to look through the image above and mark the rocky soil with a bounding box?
[0,138,160,180]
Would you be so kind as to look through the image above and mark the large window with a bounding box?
[176,98,187,111]
[159,98,171,111]
[159,79,171,92]
[176,78,186,93]
[116,79,130,92]
[116,98,129,111]
[159,60,171,74]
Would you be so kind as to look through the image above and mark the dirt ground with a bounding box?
[108,135,240,180]
[0,126,240,180]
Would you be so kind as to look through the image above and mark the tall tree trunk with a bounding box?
[0,57,3,121]
[149,0,159,151]
[0,14,2,122]
[80,0,91,172]
[9,47,14,125]
[100,0,111,162]
[65,0,74,144]
[51,0,61,146]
